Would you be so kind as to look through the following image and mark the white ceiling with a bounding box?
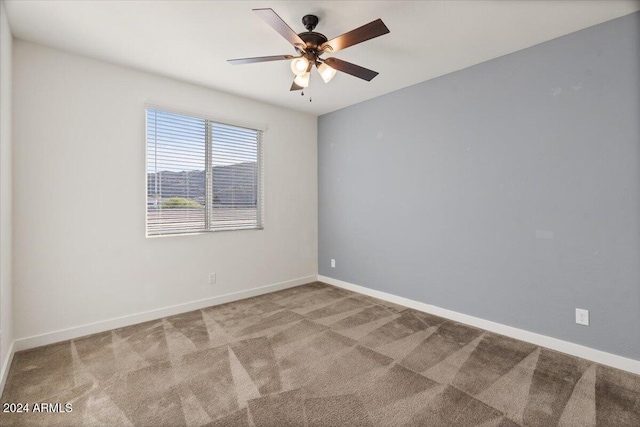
[5,1,639,116]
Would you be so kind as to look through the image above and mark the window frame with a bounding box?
[144,104,266,238]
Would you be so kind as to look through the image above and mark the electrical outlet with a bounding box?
[331,259,336,268]
[576,308,589,326]
[209,273,216,285]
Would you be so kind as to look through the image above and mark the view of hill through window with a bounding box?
[146,109,262,235]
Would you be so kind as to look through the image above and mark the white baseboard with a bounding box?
[0,339,15,397]
[12,275,316,353]
[318,275,640,375]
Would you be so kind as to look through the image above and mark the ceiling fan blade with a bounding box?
[290,79,303,91]
[323,57,379,81]
[321,19,389,53]
[227,55,294,65]
[253,8,305,48]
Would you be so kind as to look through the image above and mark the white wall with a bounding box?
[0,0,13,383]
[12,40,318,342]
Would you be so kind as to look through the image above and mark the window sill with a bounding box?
[146,226,264,239]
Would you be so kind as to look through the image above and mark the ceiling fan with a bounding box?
[228,9,390,91]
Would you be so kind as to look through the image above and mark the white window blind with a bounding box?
[146,108,263,236]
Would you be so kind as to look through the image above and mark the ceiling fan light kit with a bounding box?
[290,57,310,76]
[294,72,311,88]
[317,62,337,83]
[228,8,390,93]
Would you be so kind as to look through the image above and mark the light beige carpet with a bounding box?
[1,282,639,426]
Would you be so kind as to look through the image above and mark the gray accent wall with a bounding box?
[318,12,640,360]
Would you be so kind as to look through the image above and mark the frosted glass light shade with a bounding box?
[317,62,337,83]
[290,57,309,76]
[294,72,310,88]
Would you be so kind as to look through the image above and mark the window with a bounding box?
[146,108,263,236]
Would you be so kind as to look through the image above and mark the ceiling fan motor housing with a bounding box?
[298,32,328,58]
[297,15,328,61]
